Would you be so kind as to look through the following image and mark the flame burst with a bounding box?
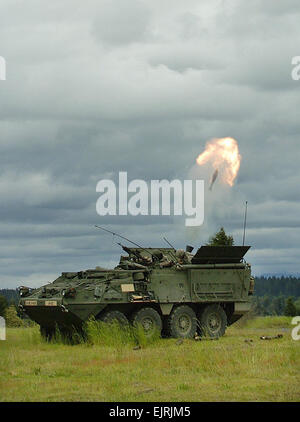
[196,137,241,187]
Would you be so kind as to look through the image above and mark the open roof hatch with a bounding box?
[191,246,251,265]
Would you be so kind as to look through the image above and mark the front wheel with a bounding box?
[99,310,129,325]
[198,305,227,338]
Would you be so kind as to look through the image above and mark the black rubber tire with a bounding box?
[132,307,162,338]
[198,304,227,338]
[100,310,129,325]
[167,305,197,338]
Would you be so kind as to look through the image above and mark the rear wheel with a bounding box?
[132,307,162,338]
[198,304,227,338]
[99,310,128,325]
[167,305,197,338]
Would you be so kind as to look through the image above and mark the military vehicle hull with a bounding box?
[19,246,254,339]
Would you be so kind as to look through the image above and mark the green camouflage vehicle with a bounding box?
[19,243,254,340]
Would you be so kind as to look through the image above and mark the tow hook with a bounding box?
[61,305,69,313]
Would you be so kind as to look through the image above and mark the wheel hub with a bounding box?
[142,317,153,332]
[178,315,190,331]
[208,313,221,331]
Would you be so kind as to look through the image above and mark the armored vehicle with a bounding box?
[19,243,254,340]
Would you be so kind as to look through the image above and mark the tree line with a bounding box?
[251,276,300,316]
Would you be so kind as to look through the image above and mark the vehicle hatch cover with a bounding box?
[191,246,251,264]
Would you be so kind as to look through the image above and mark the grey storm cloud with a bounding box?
[0,0,300,288]
[92,0,151,46]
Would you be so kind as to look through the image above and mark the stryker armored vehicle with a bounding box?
[18,238,254,340]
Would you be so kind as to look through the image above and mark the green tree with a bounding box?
[294,298,300,315]
[206,227,234,246]
[271,295,285,315]
[284,297,297,317]
[252,296,264,316]
[0,294,8,317]
[4,306,24,327]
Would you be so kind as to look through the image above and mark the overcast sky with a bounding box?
[0,0,300,288]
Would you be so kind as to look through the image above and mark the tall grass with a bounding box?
[84,317,161,349]
[47,325,86,346]
[5,324,42,346]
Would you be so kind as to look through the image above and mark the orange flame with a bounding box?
[196,137,241,186]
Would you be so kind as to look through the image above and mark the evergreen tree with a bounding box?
[0,294,8,317]
[294,298,300,315]
[284,297,297,317]
[252,297,265,315]
[206,227,234,246]
[4,306,24,327]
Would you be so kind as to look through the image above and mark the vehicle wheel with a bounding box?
[100,310,128,325]
[40,325,55,341]
[167,305,197,338]
[198,305,227,338]
[132,307,162,338]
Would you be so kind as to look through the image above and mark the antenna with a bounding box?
[94,225,159,261]
[163,237,180,263]
[242,201,248,246]
[163,237,175,249]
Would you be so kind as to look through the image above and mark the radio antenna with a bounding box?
[242,201,248,246]
[94,225,159,261]
[163,237,175,249]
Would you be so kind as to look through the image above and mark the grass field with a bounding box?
[0,316,299,402]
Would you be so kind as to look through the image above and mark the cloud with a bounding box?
[92,0,151,46]
[0,0,299,287]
